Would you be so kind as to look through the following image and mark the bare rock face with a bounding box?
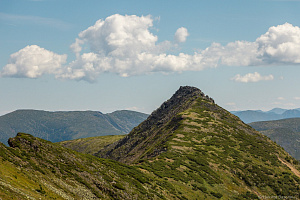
[96,86,215,163]
[8,132,43,152]
[146,86,214,128]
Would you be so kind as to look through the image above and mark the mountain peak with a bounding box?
[148,86,214,127]
[96,86,300,199]
[173,85,202,96]
[173,86,214,103]
[96,86,215,163]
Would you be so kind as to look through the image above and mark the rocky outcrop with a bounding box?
[143,86,214,128]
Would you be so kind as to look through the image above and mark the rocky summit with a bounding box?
[1,86,300,199]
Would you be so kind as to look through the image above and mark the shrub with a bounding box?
[210,191,223,199]
[113,182,125,190]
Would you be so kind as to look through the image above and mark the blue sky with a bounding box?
[1,0,300,115]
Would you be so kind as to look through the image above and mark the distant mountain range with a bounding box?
[232,108,300,123]
[250,118,300,160]
[0,109,148,145]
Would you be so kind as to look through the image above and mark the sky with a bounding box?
[1,0,300,115]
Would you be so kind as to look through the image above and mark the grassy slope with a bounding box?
[0,133,166,199]
[98,92,300,199]
[136,98,300,199]
[58,135,126,155]
[250,118,300,160]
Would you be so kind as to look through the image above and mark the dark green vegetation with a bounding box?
[98,86,300,199]
[250,118,300,160]
[232,108,300,123]
[1,86,300,199]
[59,134,126,155]
[0,109,148,145]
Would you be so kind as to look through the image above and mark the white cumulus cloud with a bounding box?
[200,22,300,67]
[0,45,67,78]
[174,27,189,43]
[75,14,158,57]
[256,22,300,64]
[231,72,274,83]
[60,14,195,81]
[1,14,300,82]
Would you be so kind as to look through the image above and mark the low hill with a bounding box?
[250,118,300,160]
[59,135,126,155]
[0,133,163,199]
[0,110,148,145]
[97,86,300,199]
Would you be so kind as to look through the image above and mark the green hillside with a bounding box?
[250,118,300,160]
[0,133,164,199]
[0,110,148,145]
[98,86,300,199]
[59,134,126,155]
